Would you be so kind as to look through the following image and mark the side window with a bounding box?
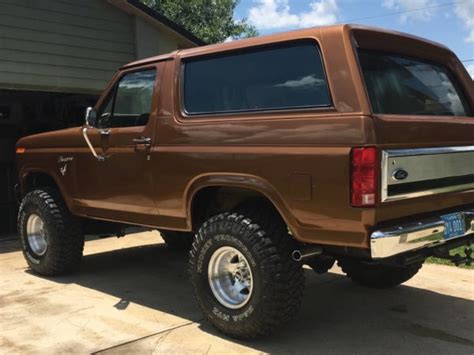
[183,41,331,115]
[97,69,156,128]
[98,93,113,128]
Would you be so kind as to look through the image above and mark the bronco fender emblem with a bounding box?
[392,168,408,181]
[60,164,67,176]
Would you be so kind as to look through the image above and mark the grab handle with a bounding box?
[82,127,108,162]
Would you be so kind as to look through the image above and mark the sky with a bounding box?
[233,0,474,78]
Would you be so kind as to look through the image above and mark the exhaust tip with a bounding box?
[292,250,302,262]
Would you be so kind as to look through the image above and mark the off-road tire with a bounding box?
[18,188,84,276]
[160,230,195,250]
[189,207,305,339]
[338,258,423,289]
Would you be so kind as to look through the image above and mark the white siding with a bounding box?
[134,17,184,59]
[0,0,136,93]
[135,17,161,59]
[158,30,181,53]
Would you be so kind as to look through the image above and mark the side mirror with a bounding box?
[85,107,97,127]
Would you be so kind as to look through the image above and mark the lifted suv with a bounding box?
[16,25,474,339]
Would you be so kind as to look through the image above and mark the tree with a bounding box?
[143,0,258,44]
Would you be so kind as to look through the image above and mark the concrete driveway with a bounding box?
[1,232,473,354]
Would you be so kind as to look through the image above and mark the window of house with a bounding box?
[182,41,331,115]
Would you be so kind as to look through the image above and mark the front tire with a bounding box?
[338,258,423,289]
[189,208,304,339]
[18,189,84,276]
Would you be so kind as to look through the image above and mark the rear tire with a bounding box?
[338,258,423,289]
[18,188,84,276]
[160,230,195,250]
[189,207,305,339]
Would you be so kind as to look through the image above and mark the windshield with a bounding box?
[358,50,470,116]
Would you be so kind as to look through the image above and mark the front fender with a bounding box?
[19,167,74,212]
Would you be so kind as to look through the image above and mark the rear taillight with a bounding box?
[351,147,377,207]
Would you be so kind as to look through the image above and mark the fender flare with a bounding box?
[184,173,300,233]
[19,168,73,211]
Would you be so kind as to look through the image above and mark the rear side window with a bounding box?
[358,50,470,116]
[182,41,331,115]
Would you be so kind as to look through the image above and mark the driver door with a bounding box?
[77,66,160,226]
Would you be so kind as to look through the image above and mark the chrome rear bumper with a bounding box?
[370,209,474,258]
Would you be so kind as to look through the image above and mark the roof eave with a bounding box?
[107,0,206,47]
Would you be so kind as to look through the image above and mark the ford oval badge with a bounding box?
[392,169,408,181]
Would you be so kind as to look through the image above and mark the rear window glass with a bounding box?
[183,41,331,115]
[358,50,470,116]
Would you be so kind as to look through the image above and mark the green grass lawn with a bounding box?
[426,246,473,269]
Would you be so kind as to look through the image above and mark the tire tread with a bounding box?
[189,203,305,339]
[18,188,84,276]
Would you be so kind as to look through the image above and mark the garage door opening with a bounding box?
[0,89,97,236]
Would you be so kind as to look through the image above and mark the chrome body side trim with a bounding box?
[381,146,474,202]
[370,209,474,258]
[384,146,474,156]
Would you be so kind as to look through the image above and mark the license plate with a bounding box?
[441,213,466,240]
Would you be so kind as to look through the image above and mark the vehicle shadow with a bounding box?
[0,234,106,254]
[0,236,21,254]
[30,242,474,354]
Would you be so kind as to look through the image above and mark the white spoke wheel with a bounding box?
[26,214,48,256]
[208,246,253,309]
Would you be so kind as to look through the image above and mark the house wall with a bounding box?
[0,0,197,95]
[0,0,198,235]
[135,17,191,59]
[135,17,163,59]
[0,0,136,94]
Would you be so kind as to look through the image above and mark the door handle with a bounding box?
[133,137,152,148]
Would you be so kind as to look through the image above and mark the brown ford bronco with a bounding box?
[15,24,474,339]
